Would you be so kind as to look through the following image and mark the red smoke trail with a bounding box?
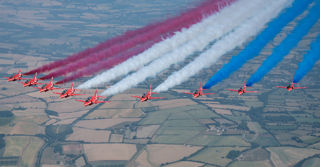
[55,41,154,84]
[25,23,158,76]
[41,33,172,80]
[43,40,155,80]
[42,0,234,80]
[27,0,233,76]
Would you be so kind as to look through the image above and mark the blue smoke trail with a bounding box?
[203,0,312,89]
[246,1,320,86]
[293,33,320,83]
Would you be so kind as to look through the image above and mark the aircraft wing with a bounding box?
[203,93,216,95]
[96,100,111,103]
[150,97,165,99]
[75,99,86,103]
[131,95,142,99]
[226,89,238,92]
[276,86,287,88]
[294,87,307,89]
[183,92,193,94]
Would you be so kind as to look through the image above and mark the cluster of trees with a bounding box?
[0,111,13,117]
[0,134,5,149]
[237,120,249,131]
[226,150,241,160]
[0,111,14,126]
[45,125,73,141]
[45,110,58,116]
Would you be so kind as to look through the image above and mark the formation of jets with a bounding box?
[53,83,84,98]
[183,82,215,98]
[4,69,23,81]
[35,77,61,92]
[22,73,42,87]
[75,89,110,106]
[227,81,259,95]
[131,85,164,102]
[3,69,308,107]
[276,81,307,92]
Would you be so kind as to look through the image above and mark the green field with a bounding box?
[152,130,199,144]
[138,109,172,125]
[229,160,272,167]
[254,134,279,147]
[267,147,320,167]
[292,114,320,124]
[3,136,43,167]
[184,105,220,119]
[247,122,266,134]
[265,124,298,130]
[224,111,250,122]
[300,135,320,145]
[309,142,320,150]
[163,119,202,127]
[168,111,192,120]
[20,137,43,167]
[189,147,247,166]
[241,148,269,161]
[302,157,320,167]
[186,135,250,147]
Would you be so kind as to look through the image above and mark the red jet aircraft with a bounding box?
[75,89,110,106]
[227,81,259,95]
[132,85,164,102]
[35,77,61,92]
[276,81,307,92]
[54,82,84,98]
[184,82,215,98]
[22,73,43,87]
[4,69,24,81]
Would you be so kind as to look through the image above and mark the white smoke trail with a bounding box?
[78,0,255,89]
[102,0,272,96]
[154,0,291,92]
